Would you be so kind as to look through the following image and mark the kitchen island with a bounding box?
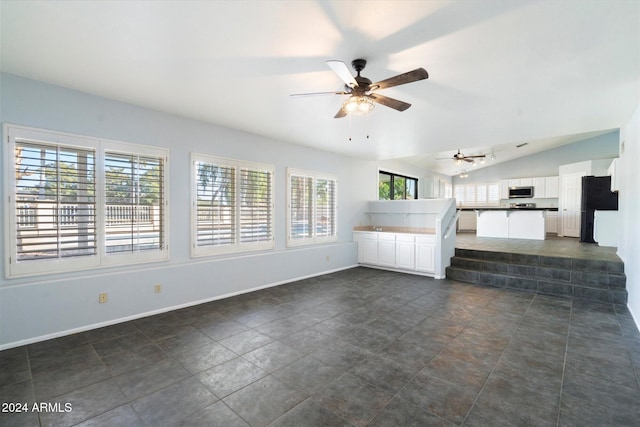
[474,208,552,240]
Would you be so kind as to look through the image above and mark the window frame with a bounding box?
[190,153,275,257]
[286,168,338,247]
[101,140,169,267]
[4,124,169,279]
[378,170,419,200]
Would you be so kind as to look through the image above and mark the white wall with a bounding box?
[618,104,640,328]
[0,73,393,348]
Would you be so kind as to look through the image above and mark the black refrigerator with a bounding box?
[580,176,618,243]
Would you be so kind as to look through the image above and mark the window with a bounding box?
[379,171,418,200]
[454,183,500,207]
[5,125,168,278]
[192,154,274,256]
[104,149,165,259]
[287,168,337,246]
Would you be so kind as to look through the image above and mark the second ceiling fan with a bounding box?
[292,59,428,118]
[438,149,488,164]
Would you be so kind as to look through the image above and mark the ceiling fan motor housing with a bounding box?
[351,58,367,74]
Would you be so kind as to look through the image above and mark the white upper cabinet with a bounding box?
[545,176,559,198]
[501,176,559,199]
[533,177,546,198]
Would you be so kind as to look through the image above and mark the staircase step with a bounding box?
[450,257,627,289]
[454,248,624,274]
[447,248,627,305]
[446,265,628,305]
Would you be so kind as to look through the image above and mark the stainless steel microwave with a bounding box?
[508,186,534,198]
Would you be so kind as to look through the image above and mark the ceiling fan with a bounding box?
[438,149,488,164]
[291,59,428,118]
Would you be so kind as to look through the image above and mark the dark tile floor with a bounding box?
[456,232,622,262]
[1,267,639,426]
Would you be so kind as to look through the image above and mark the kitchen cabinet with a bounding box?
[545,211,558,234]
[533,177,546,198]
[377,234,396,267]
[509,178,533,187]
[458,211,477,231]
[415,235,436,273]
[354,231,436,276]
[395,235,416,270]
[544,176,559,198]
[358,233,379,264]
[499,180,509,199]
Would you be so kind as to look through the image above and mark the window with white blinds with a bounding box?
[192,154,274,256]
[287,169,338,246]
[454,182,500,207]
[104,152,165,256]
[240,168,273,244]
[5,124,169,278]
[13,141,97,262]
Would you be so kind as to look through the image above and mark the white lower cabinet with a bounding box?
[415,236,436,273]
[458,211,477,231]
[377,234,396,267]
[395,235,415,270]
[354,231,435,276]
[545,211,558,234]
[360,233,379,264]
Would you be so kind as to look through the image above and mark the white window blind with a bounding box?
[5,125,169,278]
[195,162,236,248]
[289,175,314,241]
[287,169,338,246]
[315,178,336,238]
[14,141,97,262]
[455,183,500,207]
[104,152,165,255]
[240,168,273,243]
[192,154,274,256]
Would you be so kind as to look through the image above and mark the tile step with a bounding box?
[446,265,628,305]
[450,256,626,289]
[454,248,624,274]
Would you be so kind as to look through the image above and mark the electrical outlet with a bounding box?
[155,284,161,294]
[326,255,330,262]
[99,293,108,304]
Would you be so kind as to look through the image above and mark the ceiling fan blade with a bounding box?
[290,91,349,97]
[368,94,411,111]
[372,68,429,91]
[327,60,358,88]
[334,107,347,119]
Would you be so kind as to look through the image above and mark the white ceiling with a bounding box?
[1,1,638,176]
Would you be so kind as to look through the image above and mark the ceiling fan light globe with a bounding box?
[343,96,374,115]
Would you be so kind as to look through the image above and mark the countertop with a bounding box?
[353,226,436,235]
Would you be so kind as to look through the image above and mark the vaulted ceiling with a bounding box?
[1,1,638,176]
